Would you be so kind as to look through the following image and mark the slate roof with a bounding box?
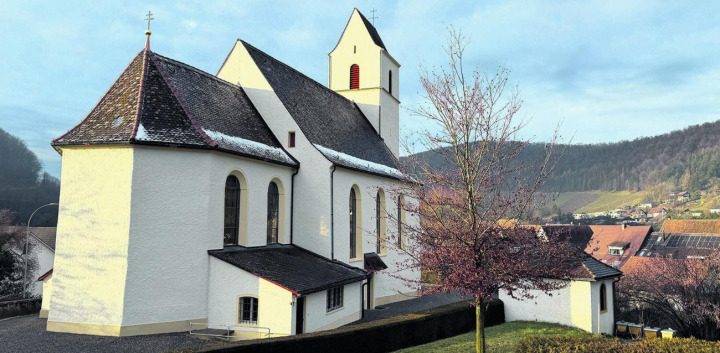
[541,225,594,249]
[29,227,56,251]
[660,219,720,234]
[364,252,388,272]
[208,244,369,295]
[356,9,387,50]
[53,49,297,167]
[575,254,623,280]
[241,41,403,180]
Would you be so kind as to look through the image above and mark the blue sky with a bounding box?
[2,1,720,178]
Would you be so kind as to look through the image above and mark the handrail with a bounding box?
[188,321,273,339]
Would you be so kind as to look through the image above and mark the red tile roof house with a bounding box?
[587,225,652,269]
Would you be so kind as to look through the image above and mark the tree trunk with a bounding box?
[476,297,485,353]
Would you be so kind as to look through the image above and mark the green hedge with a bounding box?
[516,336,720,353]
[193,300,504,353]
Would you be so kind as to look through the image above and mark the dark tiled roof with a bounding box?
[242,41,402,179]
[578,254,623,280]
[208,244,368,295]
[542,225,594,249]
[363,252,388,272]
[53,49,297,167]
[30,227,56,251]
[356,9,386,50]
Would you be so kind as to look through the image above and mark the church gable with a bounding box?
[241,41,402,179]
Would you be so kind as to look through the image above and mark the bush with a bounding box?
[516,336,720,353]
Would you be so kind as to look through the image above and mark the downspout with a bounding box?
[361,280,369,319]
[330,164,337,260]
[290,168,299,244]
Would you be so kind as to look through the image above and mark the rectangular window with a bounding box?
[288,131,296,148]
[238,297,258,325]
[326,286,344,312]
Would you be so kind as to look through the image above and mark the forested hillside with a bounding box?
[407,119,720,195]
[0,128,59,226]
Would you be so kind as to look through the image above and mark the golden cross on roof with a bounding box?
[145,11,154,31]
[370,7,379,26]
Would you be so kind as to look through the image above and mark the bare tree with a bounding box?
[0,209,37,300]
[392,29,578,353]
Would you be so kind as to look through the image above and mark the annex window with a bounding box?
[397,195,405,249]
[224,176,241,246]
[388,70,392,95]
[350,64,360,89]
[267,181,280,244]
[350,187,358,259]
[326,286,344,312]
[238,296,258,325]
[599,283,607,312]
[288,131,296,148]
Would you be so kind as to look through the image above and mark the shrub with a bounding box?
[516,336,720,353]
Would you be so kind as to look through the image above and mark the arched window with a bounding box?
[350,64,360,90]
[267,181,280,244]
[376,191,382,253]
[350,188,358,259]
[224,176,241,246]
[599,283,607,312]
[238,296,258,325]
[388,70,392,95]
[397,195,405,249]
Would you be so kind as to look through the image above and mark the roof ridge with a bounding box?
[290,244,369,274]
[152,52,241,90]
[146,52,217,147]
[240,40,361,108]
[53,49,146,146]
[130,48,150,140]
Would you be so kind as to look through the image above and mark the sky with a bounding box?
[2,1,720,178]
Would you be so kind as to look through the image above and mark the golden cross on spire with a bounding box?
[145,11,154,32]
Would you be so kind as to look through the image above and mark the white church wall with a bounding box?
[333,168,419,304]
[207,257,259,327]
[121,146,293,327]
[48,147,134,333]
[303,281,362,333]
[218,41,335,258]
[591,279,616,335]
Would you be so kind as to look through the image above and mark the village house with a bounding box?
[42,8,418,337]
[710,206,720,214]
[0,226,56,300]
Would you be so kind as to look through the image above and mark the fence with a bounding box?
[191,300,504,353]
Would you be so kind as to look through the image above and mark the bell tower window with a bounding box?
[350,64,360,90]
[388,70,392,95]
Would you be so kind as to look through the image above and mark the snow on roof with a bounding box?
[315,145,403,179]
[205,129,295,165]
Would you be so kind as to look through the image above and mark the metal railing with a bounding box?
[188,321,272,339]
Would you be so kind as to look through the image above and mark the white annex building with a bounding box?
[43,9,418,337]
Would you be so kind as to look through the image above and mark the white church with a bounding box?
[43,8,418,337]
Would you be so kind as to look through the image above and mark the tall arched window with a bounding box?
[267,181,280,244]
[388,70,392,95]
[599,283,607,312]
[350,64,360,90]
[376,191,382,253]
[350,188,358,259]
[397,195,405,249]
[224,176,241,246]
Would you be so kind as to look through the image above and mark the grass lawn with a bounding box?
[575,190,647,213]
[394,321,593,353]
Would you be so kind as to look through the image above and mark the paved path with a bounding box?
[348,291,468,325]
[0,315,228,353]
[0,293,466,353]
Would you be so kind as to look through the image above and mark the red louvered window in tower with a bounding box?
[350,64,360,89]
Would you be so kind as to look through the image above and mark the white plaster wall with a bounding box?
[333,168,419,302]
[207,257,259,326]
[380,53,400,157]
[500,281,573,327]
[27,238,54,296]
[303,281,362,332]
[122,146,293,326]
[591,279,616,335]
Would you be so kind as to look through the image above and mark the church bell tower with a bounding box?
[329,8,400,157]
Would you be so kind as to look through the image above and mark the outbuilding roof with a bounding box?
[241,41,403,180]
[573,253,623,280]
[29,227,56,251]
[53,49,297,167]
[208,244,369,295]
[660,219,720,234]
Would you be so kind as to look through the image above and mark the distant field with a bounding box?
[541,191,603,214]
[575,191,647,213]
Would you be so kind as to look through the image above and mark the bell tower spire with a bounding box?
[144,10,154,50]
[328,8,401,157]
